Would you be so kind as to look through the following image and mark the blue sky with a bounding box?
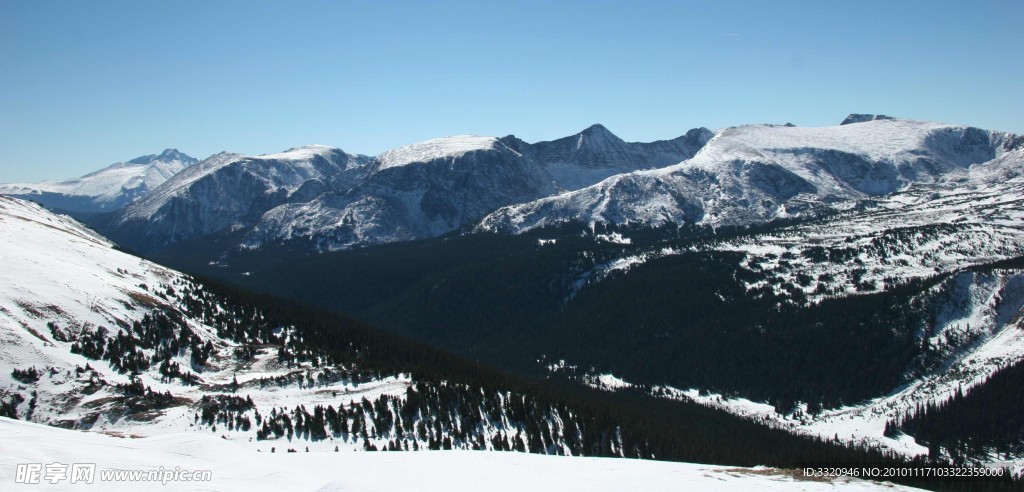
[1,0,1022,181]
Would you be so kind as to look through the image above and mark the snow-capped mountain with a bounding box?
[99,126,711,253]
[104,145,376,251]
[246,126,712,251]
[0,149,197,214]
[479,116,1022,233]
[244,135,547,250]
[527,124,714,191]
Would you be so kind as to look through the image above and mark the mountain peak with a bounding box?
[581,123,615,136]
[0,149,198,214]
[840,114,895,125]
[158,148,189,160]
[681,127,715,142]
[576,124,624,149]
[285,144,336,153]
[128,149,197,165]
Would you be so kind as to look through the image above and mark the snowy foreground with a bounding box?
[0,418,919,492]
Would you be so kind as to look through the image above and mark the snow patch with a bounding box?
[0,417,920,492]
[377,135,501,169]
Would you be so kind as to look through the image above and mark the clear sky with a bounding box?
[1,0,1022,182]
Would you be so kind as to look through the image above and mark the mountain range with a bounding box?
[90,124,712,253]
[480,117,1022,233]
[64,116,1015,260]
[10,116,1017,258]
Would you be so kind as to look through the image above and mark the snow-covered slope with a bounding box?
[0,418,919,492]
[377,135,503,169]
[0,149,197,214]
[479,117,1021,233]
[0,195,381,436]
[0,198,413,445]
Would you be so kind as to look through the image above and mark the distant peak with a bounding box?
[576,124,624,149]
[683,127,715,140]
[157,148,197,161]
[286,144,335,152]
[840,114,895,125]
[127,149,196,165]
[581,123,613,135]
